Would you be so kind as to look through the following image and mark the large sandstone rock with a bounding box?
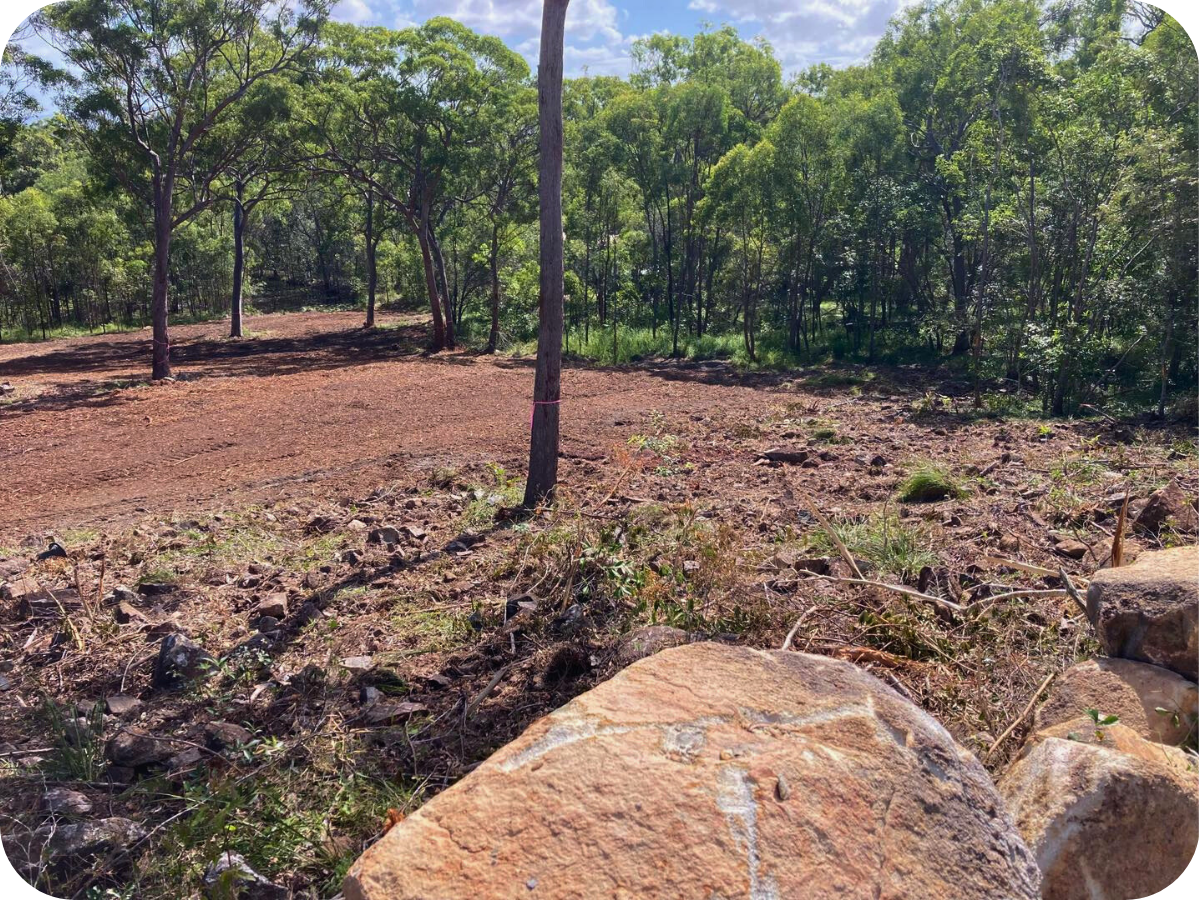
[346,643,1040,900]
[1034,658,1197,747]
[1086,545,1198,681]
[1000,734,1198,900]
[1135,481,1198,536]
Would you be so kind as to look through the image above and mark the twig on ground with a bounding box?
[1059,568,1089,616]
[465,665,511,721]
[781,605,817,651]
[799,491,864,580]
[985,671,1057,761]
[801,572,963,616]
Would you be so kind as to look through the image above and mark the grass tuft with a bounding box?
[897,462,967,503]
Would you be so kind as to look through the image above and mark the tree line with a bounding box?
[0,0,1195,416]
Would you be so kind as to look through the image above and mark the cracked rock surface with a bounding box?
[345,642,1039,900]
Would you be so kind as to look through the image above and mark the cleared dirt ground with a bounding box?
[1,310,773,543]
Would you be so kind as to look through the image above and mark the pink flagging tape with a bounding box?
[530,398,562,427]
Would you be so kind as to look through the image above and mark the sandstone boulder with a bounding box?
[1000,734,1198,900]
[1034,658,1197,747]
[345,643,1040,900]
[1086,545,1198,680]
[1135,481,1198,536]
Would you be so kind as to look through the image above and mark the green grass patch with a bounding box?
[897,462,968,503]
[807,512,938,582]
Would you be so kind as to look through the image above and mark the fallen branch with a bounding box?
[985,671,1057,761]
[801,572,964,616]
[981,555,1087,582]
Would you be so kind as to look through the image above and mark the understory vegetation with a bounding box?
[0,0,1195,415]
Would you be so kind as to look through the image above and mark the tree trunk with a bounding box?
[414,212,446,350]
[487,222,501,352]
[365,190,377,328]
[524,0,569,509]
[151,178,173,380]
[231,181,246,339]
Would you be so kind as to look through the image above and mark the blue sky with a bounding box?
[7,1,915,92]
[331,0,916,76]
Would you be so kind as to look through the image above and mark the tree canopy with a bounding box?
[0,0,1194,416]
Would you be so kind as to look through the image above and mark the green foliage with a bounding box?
[807,512,938,582]
[0,1,1194,408]
[897,462,968,503]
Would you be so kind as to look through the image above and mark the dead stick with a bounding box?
[803,572,963,615]
[985,671,1056,761]
[1059,568,1088,616]
[465,665,511,721]
[800,492,863,580]
[781,605,818,651]
[1111,490,1129,568]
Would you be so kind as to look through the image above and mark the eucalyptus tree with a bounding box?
[524,0,569,509]
[39,0,329,379]
[471,85,536,352]
[313,18,528,351]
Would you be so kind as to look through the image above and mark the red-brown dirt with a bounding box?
[1,311,767,544]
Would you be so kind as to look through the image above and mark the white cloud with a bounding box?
[680,0,909,69]
[333,0,375,25]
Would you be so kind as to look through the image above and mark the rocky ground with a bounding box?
[1,310,1196,898]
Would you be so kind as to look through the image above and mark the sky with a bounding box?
[4,0,915,103]
[329,0,916,76]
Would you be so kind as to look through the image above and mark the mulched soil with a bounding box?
[1,309,1195,898]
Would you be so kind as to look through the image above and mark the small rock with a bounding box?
[1053,538,1089,560]
[105,695,144,717]
[997,534,1021,553]
[758,448,809,464]
[359,685,382,706]
[36,541,68,561]
[552,603,584,633]
[203,850,289,900]
[114,601,148,625]
[347,519,368,531]
[255,593,288,620]
[342,656,374,672]
[39,817,147,859]
[166,746,205,775]
[109,586,141,605]
[1135,481,1198,535]
[256,615,281,633]
[292,601,322,627]
[106,729,171,768]
[362,700,427,725]
[341,548,363,566]
[42,787,93,816]
[369,526,402,547]
[137,581,175,597]
[203,721,252,751]
[153,633,215,688]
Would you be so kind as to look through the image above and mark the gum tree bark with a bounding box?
[524,0,569,508]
